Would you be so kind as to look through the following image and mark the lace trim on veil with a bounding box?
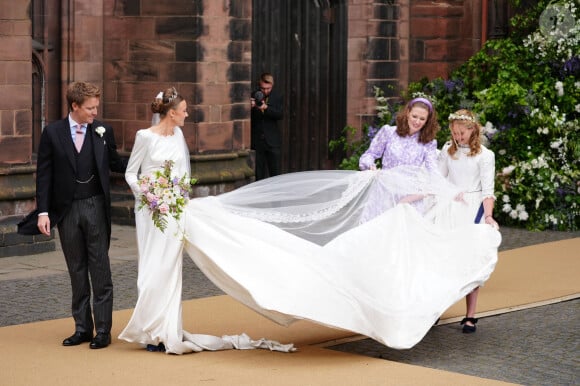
[226,171,374,223]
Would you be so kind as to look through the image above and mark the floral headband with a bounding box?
[448,113,476,122]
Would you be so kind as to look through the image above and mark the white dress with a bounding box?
[118,127,294,354]
[182,167,500,349]
[427,143,496,227]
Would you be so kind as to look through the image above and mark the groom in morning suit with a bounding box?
[18,81,126,349]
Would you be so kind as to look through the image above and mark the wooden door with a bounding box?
[252,0,347,172]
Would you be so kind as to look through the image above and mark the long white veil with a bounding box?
[217,166,461,245]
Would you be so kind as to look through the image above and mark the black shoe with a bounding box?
[460,317,478,333]
[89,332,111,349]
[63,331,93,346]
[146,342,166,352]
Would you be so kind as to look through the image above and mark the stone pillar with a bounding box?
[60,0,105,93]
[346,0,400,131]
[0,1,55,257]
[101,0,254,223]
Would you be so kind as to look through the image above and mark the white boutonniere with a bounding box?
[95,126,106,137]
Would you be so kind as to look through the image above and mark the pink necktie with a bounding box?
[74,125,84,152]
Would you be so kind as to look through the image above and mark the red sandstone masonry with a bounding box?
[0,37,31,61]
[1,111,14,135]
[409,62,457,81]
[0,1,29,18]
[425,39,473,62]
[105,102,138,121]
[348,3,373,20]
[104,18,157,40]
[201,83,231,106]
[0,85,30,110]
[411,2,464,18]
[15,110,32,136]
[0,137,31,165]
[349,19,370,38]
[0,20,30,36]
[0,62,31,85]
[197,122,234,153]
[411,17,461,39]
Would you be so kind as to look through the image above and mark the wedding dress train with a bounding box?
[182,167,500,349]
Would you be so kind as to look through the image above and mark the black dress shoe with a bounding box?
[63,331,93,346]
[89,332,111,349]
[460,317,478,333]
[146,342,166,352]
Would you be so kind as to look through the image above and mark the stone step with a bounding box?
[111,200,135,226]
[0,220,56,258]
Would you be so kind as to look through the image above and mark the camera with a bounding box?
[252,89,265,106]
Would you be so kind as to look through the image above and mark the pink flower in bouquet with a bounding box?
[158,203,170,214]
[146,192,158,206]
[157,176,168,186]
[140,181,150,193]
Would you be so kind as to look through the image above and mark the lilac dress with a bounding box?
[358,125,438,222]
[359,125,437,171]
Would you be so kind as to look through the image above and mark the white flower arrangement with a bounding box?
[448,113,476,122]
[95,126,106,137]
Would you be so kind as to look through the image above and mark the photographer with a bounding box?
[251,72,284,180]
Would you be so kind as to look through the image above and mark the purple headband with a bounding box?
[409,97,433,113]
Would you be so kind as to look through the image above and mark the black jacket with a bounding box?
[251,89,284,148]
[18,118,126,236]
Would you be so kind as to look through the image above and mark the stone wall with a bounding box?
[102,0,254,201]
[0,1,55,255]
[409,0,482,81]
[345,0,482,131]
[346,0,402,130]
[0,2,32,167]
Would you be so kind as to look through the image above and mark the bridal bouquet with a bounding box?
[137,160,196,232]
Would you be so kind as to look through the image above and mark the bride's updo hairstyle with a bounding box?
[151,87,184,117]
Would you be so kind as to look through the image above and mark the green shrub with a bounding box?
[331,0,579,230]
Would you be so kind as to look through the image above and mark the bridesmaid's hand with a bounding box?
[485,215,499,230]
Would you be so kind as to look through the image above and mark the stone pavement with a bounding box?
[0,225,578,386]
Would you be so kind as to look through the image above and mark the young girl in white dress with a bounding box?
[431,109,499,333]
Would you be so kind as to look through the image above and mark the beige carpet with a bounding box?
[1,238,578,386]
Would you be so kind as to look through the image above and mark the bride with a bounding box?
[118,88,294,354]
[120,88,500,353]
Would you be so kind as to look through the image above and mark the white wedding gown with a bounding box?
[182,167,500,349]
[118,127,295,354]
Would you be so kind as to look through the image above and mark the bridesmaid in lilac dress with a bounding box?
[358,97,440,221]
